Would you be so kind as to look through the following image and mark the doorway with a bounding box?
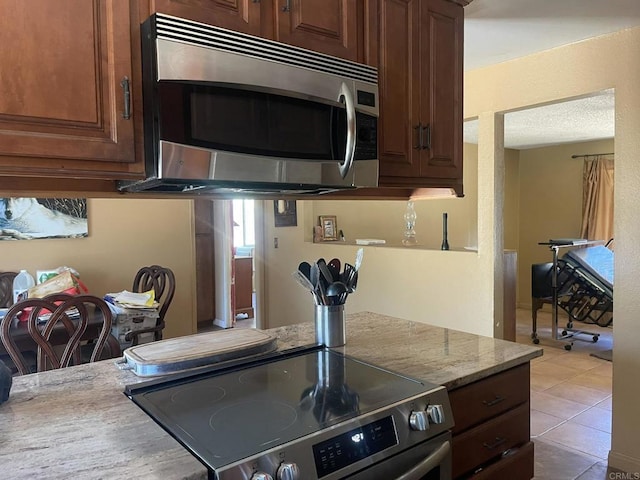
[232,199,257,329]
[195,199,264,332]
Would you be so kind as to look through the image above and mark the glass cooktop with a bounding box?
[126,346,437,471]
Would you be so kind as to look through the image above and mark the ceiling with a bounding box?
[462,0,640,149]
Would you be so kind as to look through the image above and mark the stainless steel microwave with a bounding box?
[118,14,379,195]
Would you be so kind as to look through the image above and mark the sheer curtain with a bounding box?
[580,155,614,244]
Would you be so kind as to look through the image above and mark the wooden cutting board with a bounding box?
[119,328,278,377]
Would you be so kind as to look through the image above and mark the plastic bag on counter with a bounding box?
[36,266,80,285]
[27,268,88,298]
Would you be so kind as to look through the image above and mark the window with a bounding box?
[232,199,255,248]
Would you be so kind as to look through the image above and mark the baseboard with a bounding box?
[609,450,640,475]
[213,318,230,329]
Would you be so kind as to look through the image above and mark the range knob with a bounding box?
[409,410,429,431]
[427,404,445,424]
[409,405,446,431]
[251,473,273,480]
[277,462,300,480]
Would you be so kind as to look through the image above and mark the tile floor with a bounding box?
[514,307,617,479]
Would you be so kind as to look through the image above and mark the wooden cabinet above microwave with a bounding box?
[149,0,362,62]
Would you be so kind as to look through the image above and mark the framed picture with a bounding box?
[0,197,88,240]
[319,215,338,241]
[273,200,297,227]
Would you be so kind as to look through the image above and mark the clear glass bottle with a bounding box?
[402,201,418,245]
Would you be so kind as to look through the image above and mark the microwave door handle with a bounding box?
[394,440,451,480]
[338,82,356,179]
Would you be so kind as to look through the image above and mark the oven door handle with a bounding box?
[338,82,356,179]
[394,440,451,480]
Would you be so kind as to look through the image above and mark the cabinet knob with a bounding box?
[120,77,131,120]
[421,124,431,150]
[414,124,423,149]
[282,0,291,12]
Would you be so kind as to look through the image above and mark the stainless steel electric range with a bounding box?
[125,345,454,480]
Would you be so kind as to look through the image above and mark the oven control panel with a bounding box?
[312,415,398,477]
[220,388,453,480]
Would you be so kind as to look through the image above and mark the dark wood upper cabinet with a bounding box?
[421,0,463,181]
[275,0,360,61]
[377,0,463,195]
[0,0,141,179]
[149,0,263,36]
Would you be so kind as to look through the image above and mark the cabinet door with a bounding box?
[420,0,463,180]
[0,0,137,175]
[276,0,360,61]
[377,0,422,179]
[150,0,262,36]
[234,257,254,318]
[377,0,463,191]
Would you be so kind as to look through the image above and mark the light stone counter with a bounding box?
[0,312,542,479]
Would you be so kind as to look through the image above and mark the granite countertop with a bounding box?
[0,312,542,479]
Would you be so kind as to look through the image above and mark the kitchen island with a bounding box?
[0,312,542,479]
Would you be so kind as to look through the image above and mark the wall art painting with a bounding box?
[0,197,88,240]
[273,200,297,227]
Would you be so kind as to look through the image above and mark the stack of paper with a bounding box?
[105,290,159,311]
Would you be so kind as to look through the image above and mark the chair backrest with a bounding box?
[132,265,175,341]
[0,272,18,308]
[0,293,115,375]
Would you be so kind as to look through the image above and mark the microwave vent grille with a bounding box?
[153,13,377,84]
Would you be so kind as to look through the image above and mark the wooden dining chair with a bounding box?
[0,293,120,375]
[127,265,176,345]
[0,271,18,308]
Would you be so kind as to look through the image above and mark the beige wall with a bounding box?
[309,143,480,250]
[503,148,520,251]
[465,27,640,473]
[0,198,196,340]
[260,142,495,337]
